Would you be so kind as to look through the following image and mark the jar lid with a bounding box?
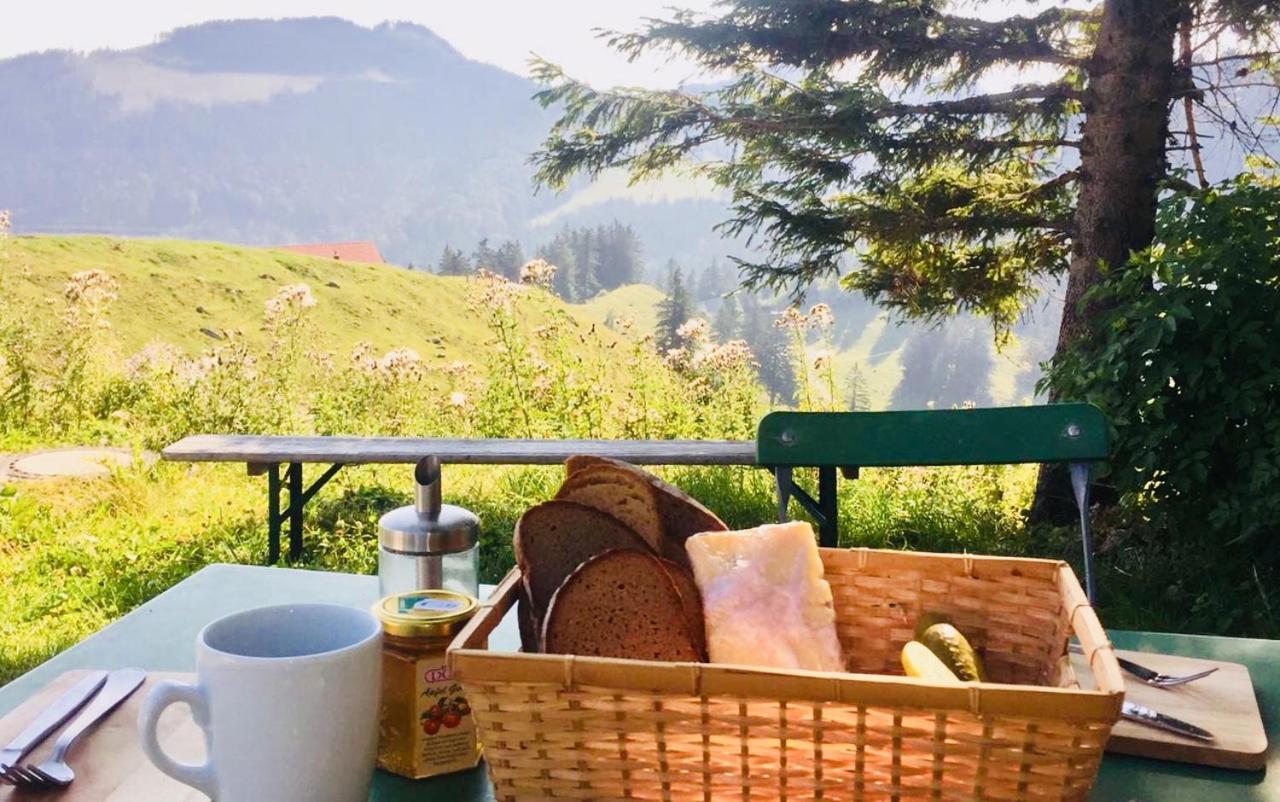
[373,590,478,639]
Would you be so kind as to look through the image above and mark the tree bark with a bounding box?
[1032,0,1183,522]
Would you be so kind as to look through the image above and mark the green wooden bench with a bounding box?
[757,403,1109,600]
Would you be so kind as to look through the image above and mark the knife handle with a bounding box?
[2,671,109,759]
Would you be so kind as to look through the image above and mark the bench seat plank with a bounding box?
[162,435,758,466]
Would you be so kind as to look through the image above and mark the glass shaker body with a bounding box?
[378,543,479,598]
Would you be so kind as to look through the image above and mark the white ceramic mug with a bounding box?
[138,603,382,802]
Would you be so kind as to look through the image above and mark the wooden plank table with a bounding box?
[161,436,758,562]
[0,564,1273,801]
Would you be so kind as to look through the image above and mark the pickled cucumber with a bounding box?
[914,611,951,640]
[901,641,962,684]
[919,623,986,682]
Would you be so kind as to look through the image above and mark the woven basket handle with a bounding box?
[1058,564,1124,694]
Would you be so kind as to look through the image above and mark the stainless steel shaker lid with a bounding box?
[378,456,479,555]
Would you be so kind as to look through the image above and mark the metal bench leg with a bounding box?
[288,463,304,561]
[817,466,838,548]
[774,466,793,523]
[1069,461,1097,604]
[267,463,282,564]
[772,466,840,548]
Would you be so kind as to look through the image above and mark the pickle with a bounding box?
[919,622,986,682]
[914,611,951,640]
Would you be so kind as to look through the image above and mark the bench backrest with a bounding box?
[756,404,1108,467]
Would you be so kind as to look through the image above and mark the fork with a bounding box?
[0,671,107,775]
[2,668,146,788]
[1070,644,1220,687]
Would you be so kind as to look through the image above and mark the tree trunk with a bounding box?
[1032,0,1183,522]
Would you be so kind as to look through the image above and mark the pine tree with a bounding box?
[531,0,1280,381]
[569,227,601,300]
[696,259,726,301]
[712,294,742,341]
[845,363,870,412]
[594,221,643,289]
[656,266,694,352]
[537,226,577,299]
[469,238,498,274]
[494,239,525,281]
[437,245,471,276]
[740,295,796,405]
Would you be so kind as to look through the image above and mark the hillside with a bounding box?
[0,18,733,270]
[1,236,621,362]
[576,284,666,334]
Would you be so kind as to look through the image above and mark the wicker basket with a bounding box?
[449,548,1125,801]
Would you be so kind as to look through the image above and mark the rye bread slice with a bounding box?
[565,456,728,571]
[516,585,540,653]
[514,500,650,623]
[554,465,664,553]
[541,549,701,661]
[658,557,706,660]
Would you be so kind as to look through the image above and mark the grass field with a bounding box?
[1,236,623,361]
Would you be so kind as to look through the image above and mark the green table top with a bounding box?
[0,564,1273,801]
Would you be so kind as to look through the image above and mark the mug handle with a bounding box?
[137,679,218,798]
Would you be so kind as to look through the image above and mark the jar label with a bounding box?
[413,653,480,776]
[409,597,466,614]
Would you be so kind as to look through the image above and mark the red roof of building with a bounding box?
[275,241,384,264]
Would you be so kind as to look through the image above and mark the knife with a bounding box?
[1122,701,1215,741]
[0,671,109,768]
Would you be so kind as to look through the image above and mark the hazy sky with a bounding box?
[0,1,1089,88]
[0,0,724,88]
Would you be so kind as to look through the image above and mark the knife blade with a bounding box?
[1121,701,1215,741]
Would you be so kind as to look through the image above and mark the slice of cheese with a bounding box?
[685,521,845,672]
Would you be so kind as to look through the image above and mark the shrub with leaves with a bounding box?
[1046,177,1280,570]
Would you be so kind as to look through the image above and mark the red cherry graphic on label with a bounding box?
[427,705,442,720]
[442,711,461,729]
[424,718,441,735]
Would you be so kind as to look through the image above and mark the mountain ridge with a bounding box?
[0,17,728,269]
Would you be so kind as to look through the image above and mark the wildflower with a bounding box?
[704,340,756,372]
[440,360,472,377]
[449,390,470,408]
[350,341,377,372]
[63,269,119,307]
[469,269,522,310]
[378,347,423,379]
[519,258,557,287]
[773,305,808,330]
[808,303,834,330]
[676,318,710,346]
[124,342,184,377]
[264,283,316,322]
[812,349,832,372]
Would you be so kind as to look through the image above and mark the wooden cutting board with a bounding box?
[1072,649,1268,770]
[0,671,208,801]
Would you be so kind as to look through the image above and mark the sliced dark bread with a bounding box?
[516,585,540,653]
[541,549,700,661]
[514,500,650,623]
[554,465,664,553]
[565,456,728,571]
[658,557,706,660]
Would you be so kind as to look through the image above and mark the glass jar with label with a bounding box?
[372,589,481,779]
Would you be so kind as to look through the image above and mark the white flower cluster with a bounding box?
[264,283,317,321]
[519,258,557,287]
